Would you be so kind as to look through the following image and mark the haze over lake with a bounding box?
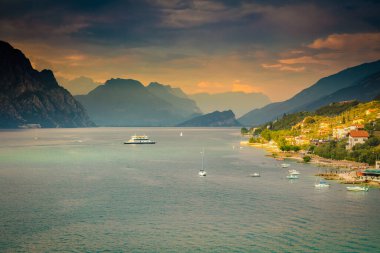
[1,128,379,252]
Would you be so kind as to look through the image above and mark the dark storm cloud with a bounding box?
[1,0,380,50]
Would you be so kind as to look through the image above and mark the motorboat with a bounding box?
[250,173,260,177]
[281,163,290,168]
[346,186,369,192]
[286,174,299,179]
[315,181,330,188]
[288,169,300,175]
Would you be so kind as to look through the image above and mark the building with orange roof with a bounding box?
[346,130,369,150]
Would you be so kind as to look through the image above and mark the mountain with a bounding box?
[239,60,380,126]
[147,82,201,117]
[75,79,201,126]
[190,92,270,117]
[57,76,101,95]
[0,41,94,128]
[303,71,380,112]
[177,110,241,127]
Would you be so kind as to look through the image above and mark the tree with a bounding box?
[303,116,315,125]
[241,127,249,135]
[260,129,272,141]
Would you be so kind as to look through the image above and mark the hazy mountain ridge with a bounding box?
[147,82,201,117]
[57,76,101,95]
[0,41,94,128]
[302,71,380,112]
[75,79,201,126]
[239,60,380,126]
[190,92,270,117]
[177,110,241,127]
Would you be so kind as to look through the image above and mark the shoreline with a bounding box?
[241,141,380,188]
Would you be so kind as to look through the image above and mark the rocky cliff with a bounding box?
[0,41,94,128]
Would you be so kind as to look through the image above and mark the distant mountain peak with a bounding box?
[104,78,144,88]
[148,82,167,88]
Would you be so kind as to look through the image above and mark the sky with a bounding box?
[1,0,380,101]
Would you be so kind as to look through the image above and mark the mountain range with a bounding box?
[239,60,380,126]
[0,41,93,128]
[75,79,201,126]
[189,92,270,117]
[1,40,380,129]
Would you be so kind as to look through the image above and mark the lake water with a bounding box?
[1,128,379,252]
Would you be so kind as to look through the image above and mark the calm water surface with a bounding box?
[0,128,379,252]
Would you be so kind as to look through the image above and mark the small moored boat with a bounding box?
[250,173,260,177]
[198,148,207,177]
[315,181,330,188]
[288,169,300,175]
[346,186,369,192]
[281,163,290,168]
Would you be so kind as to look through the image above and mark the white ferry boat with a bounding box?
[124,135,156,144]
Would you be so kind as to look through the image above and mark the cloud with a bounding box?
[308,32,380,51]
[279,56,320,65]
[261,63,306,72]
[194,80,262,94]
[232,80,262,93]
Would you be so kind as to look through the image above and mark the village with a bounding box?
[243,100,380,187]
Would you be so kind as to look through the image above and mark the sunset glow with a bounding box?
[1,1,380,101]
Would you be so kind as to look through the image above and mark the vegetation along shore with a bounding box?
[242,99,380,187]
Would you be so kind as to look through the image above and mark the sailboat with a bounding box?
[180,132,183,137]
[198,148,207,177]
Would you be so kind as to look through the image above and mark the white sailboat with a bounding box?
[198,148,207,177]
[180,132,183,137]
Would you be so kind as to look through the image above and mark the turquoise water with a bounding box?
[0,128,379,252]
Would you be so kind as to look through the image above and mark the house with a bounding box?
[333,126,349,139]
[346,130,369,150]
[348,125,364,131]
[294,135,310,145]
[366,109,377,115]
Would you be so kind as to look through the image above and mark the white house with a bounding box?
[346,130,369,150]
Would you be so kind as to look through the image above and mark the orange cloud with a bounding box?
[65,55,86,61]
[308,33,380,50]
[261,63,306,72]
[279,56,319,65]
[261,63,282,69]
[194,80,262,94]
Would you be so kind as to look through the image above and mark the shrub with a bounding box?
[303,156,311,163]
